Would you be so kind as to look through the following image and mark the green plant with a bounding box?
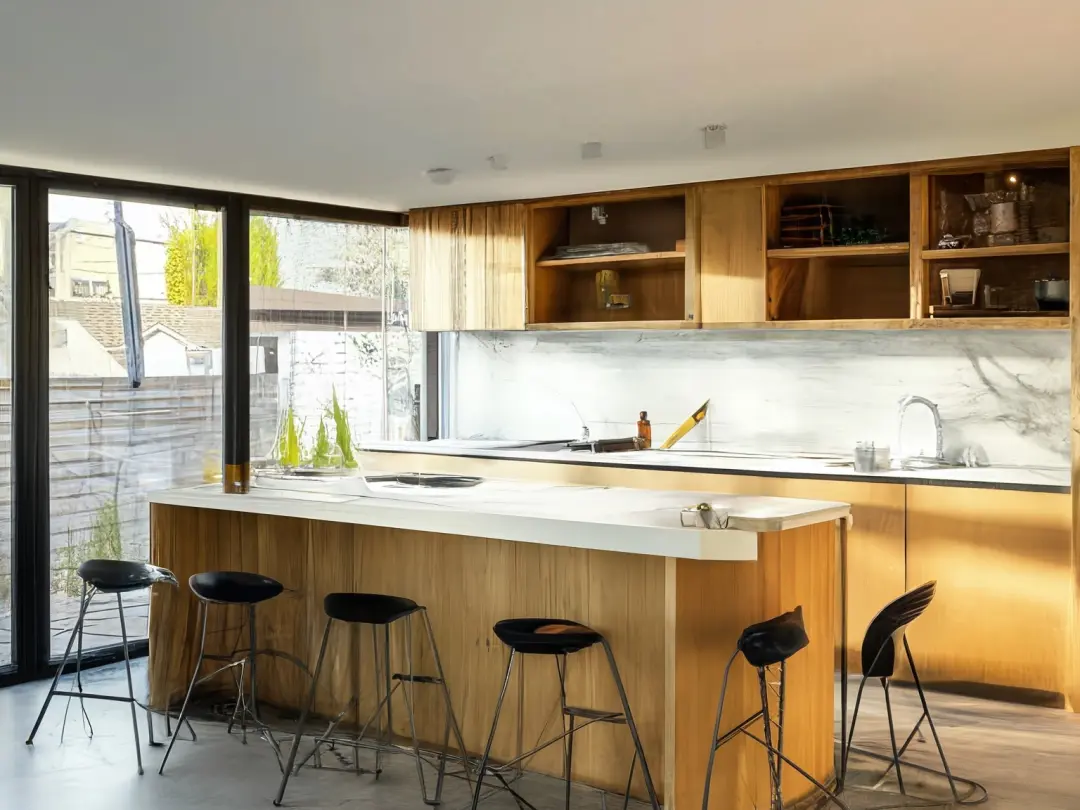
[51,499,124,598]
[276,406,305,468]
[310,416,335,468]
[163,213,281,305]
[330,387,358,468]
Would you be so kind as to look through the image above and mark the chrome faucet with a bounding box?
[896,395,944,463]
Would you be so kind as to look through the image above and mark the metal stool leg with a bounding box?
[274,616,332,807]
[421,609,473,791]
[840,675,868,785]
[401,613,437,805]
[60,581,94,742]
[600,639,660,810]
[758,668,781,810]
[470,650,516,810]
[701,649,740,810]
[882,678,906,794]
[556,654,573,810]
[904,638,962,802]
[159,599,208,774]
[116,593,145,775]
[26,584,93,745]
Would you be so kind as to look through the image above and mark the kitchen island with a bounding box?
[147,477,849,809]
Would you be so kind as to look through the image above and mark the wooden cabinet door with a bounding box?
[697,183,766,323]
[409,206,461,331]
[905,485,1071,696]
[409,203,525,331]
[459,203,525,330]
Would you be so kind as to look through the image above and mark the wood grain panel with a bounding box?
[460,204,526,330]
[906,485,1072,696]
[358,451,907,666]
[698,183,766,323]
[909,173,930,319]
[150,507,667,797]
[1065,144,1079,712]
[409,204,526,331]
[676,521,837,810]
[408,207,459,331]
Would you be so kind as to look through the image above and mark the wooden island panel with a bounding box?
[149,503,839,810]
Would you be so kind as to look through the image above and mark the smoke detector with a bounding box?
[425,168,458,185]
[581,142,603,160]
[702,124,727,149]
[487,154,508,171]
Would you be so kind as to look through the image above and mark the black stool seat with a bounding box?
[493,618,602,655]
[737,605,808,668]
[323,592,419,624]
[78,559,177,593]
[189,571,283,604]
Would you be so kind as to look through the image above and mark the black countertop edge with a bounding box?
[364,448,1070,495]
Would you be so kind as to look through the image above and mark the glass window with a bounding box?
[0,186,13,667]
[47,193,222,657]
[249,216,420,474]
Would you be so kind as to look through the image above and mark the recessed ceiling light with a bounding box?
[703,124,727,149]
[425,168,457,185]
[581,142,603,160]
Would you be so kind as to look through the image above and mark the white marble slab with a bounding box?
[448,329,1069,474]
[148,479,850,561]
[360,441,1070,492]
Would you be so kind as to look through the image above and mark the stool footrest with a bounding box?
[392,673,442,685]
[563,705,625,724]
[50,690,134,704]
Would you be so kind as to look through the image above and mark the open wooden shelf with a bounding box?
[527,319,698,331]
[915,316,1068,330]
[766,243,909,260]
[699,317,1069,331]
[527,191,691,328]
[921,242,1070,260]
[535,251,685,270]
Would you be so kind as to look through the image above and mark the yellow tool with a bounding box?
[659,399,710,450]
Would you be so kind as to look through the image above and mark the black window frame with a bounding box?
[0,163,404,687]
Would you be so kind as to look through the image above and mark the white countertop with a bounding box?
[149,477,850,562]
[360,441,1069,492]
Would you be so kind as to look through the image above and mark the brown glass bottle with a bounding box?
[637,411,652,449]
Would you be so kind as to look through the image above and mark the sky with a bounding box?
[48,192,211,243]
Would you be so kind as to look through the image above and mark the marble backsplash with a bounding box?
[448,329,1070,469]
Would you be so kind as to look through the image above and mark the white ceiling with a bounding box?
[2,1,1079,213]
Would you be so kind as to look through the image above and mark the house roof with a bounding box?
[50,299,223,350]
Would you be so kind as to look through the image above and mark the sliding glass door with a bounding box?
[46,192,222,656]
[0,185,13,669]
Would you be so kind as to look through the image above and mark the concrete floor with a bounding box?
[2,660,1079,809]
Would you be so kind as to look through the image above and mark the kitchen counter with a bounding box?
[148,477,847,807]
[148,477,850,561]
[360,440,1069,493]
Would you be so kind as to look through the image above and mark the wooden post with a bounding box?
[909,173,929,319]
[1069,146,1080,711]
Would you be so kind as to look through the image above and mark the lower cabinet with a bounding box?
[359,452,1071,702]
[905,484,1071,700]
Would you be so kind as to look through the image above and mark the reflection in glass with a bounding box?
[0,187,12,667]
[47,194,222,657]
[250,218,420,475]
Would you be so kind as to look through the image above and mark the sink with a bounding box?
[898,456,966,471]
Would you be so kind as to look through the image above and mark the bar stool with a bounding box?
[840,582,986,805]
[701,606,847,810]
[25,559,178,774]
[470,618,660,810]
[159,570,290,774]
[275,592,470,807]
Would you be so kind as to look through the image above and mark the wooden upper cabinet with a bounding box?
[694,183,767,324]
[409,203,526,331]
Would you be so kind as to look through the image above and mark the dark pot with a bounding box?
[1034,279,1069,312]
